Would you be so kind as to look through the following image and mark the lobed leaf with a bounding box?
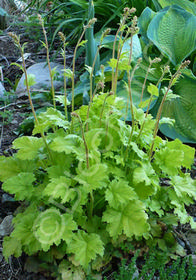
[105,179,137,208]
[103,201,149,239]
[67,230,104,269]
[13,136,44,160]
[3,172,36,200]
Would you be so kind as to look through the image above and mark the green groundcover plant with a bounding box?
[0,8,196,280]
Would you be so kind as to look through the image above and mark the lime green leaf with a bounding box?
[3,236,22,260]
[13,136,43,160]
[78,39,87,47]
[139,96,156,109]
[103,201,149,239]
[174,208,196,229]
[51,67,57,79]
[63,68,73,79]
[0,156,37,181]
[11,205,42,254]
[161,87,180,101]
[159,117,175,126]
[58,260,85,280]
[44,177,75,203]
[0,156,20,181]
[33,108,70,134]
[55,95,70,106]
[67,231,104,269]
[75,163,108,190]
[154,146,184,175]
[147,6,196,65]
[108,58,118,69]
[133,162,155,185]
[105,179,137,208]
[148,83,159,96]
[49,134,85,160]
[40,40,46,48]
[33,209,77,251]
[11,62,24,72]
[129,142,146,159]
[172,175,196,198]
[167,138,195,168]
[24,74,36,87]
[3,172,35,200]
[84,128,104,150]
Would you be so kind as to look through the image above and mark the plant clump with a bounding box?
[0,6,196,280]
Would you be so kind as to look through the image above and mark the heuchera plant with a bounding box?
[0,9,195,280]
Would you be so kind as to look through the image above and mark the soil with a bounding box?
[0,9,196,280]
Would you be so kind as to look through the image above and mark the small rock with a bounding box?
[0,215,13,236]
[187,232,196,252]
[191,254,196,266]
[16,62,65,94]
[1,193,15,203]
[0,81,6,99]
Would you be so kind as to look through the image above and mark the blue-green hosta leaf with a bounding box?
[105,179,137,208]
[33,108,70,134]
[172,175,196,198]
[150,71,196,143]
[33,209,77,251]
[13,136,44,160]
[3,173,35,200]
[103,201,149,239]
[156,0,196,15]
[67,230,104,269]
[147,5,196,65]
[100,34,142,63]
[138,7,156,44]
[121,35,142,62]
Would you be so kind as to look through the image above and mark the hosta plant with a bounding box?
[137,0,196,142]
[1,11,196,280]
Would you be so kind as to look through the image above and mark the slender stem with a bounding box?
[63,41,68,120]
[89,43,102,102]
[112,29,130,95]
[16,38,54,163]
[39,15,56,109]
[140,60,152,104]
[148,63,188,158]
[72,113,89,169]
[111,18,127,93]
[136,67,168,143]
[72,26,89,113]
